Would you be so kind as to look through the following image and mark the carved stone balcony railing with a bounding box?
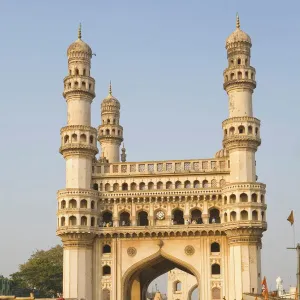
[93,159,229,177]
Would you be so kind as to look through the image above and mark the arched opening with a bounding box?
[64,135,69,143]
[193,180,200,188]
[230,211,237,221]
[166,181,172,189]
[229,194,236,203]
[248,125,253,134]
[261,211,265,221]
[220,179,226,187]
[93,183,98,190]
[80,199,87,208]
[211,179,217,188]
[122,183,128,191]
[211,242,220,253]
[191,209,202,224]
[157,181,163,190]
[255,127,259,136]
[102,211,112,225]
[237,58,241,65]
[112,129,115,135]
[241,210,249,220]
[148,182,154,190]
[80,134,86,142]
[184,180,191,188]
[105,183,110,191]
[173,209,184,225]
[131,182,137,190]
[229,126,235,135]
[61,217,65,226]
[103,244,111,254]
[71,133,77,142]
[139,182,146,190]
[175,181,182,189]
[102,289,110,300]
[106,129,110,135]
[252,193,258,202]
[252,210,258,221]
[107,119,110,124]
[138,211,149,226]
[238,71,242,79]
[81,216,87,226]
[120,211,130,226]
[69,199,77,208]
[230,73,235,80]
[123,253,199,300]
[240,193,248,202]
[223,196,227,205]
[174,281,182,291]
[91,201,95,210]
[224,212,228,222]
[261,194,265,203]
[209,208,220,223]
[103,265,111,276]
[202,180,208,188]
[211,264,220,275]
[61,200,66,209]
[75,68,79,75]
[82,81,86,88]
[245,71,249,78]
[113,183,119,191]
[238,125,245,134]
[69,216,77,226]
[89,135,93,144]
[212,287,221,300]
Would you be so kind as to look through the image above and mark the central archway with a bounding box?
[122,251,200,300]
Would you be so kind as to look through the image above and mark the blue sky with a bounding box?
[0,0,299,294]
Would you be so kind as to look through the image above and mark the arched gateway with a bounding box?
[57,17,267,300]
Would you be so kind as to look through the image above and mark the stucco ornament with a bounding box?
[127,247,137,257]
[156,210,165,220]
[184,245,195,256]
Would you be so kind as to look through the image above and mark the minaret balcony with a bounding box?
[222,134,261,151]
[63,76,95,98]
[59,143,98,157]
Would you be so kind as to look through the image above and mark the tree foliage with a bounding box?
[10,245,63,297]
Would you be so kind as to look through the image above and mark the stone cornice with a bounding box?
[57,188,99,198]
[63,90,95,100]
[222,117,260,127]
[57,208,99,216]
[59,143,98,157]
[222,182,266,193]
[98,135,123,143]
[223,135,261,150]
[221,202,267,210]
[60,125,97,135]
[223,80,256,91]
[60,233,95,249]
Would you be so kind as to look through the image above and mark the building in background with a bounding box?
[0,276,12,296]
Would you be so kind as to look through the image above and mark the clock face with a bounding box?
[156,210,165,220]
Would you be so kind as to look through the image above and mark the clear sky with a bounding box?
[0,0,299,295]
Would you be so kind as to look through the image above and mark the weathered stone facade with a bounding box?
[57,16,267,300]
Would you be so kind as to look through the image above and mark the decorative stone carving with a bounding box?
[184,245,195,256]
[127,247,137,257]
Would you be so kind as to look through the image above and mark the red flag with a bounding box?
[262,276,269,299]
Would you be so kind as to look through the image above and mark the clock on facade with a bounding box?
[156,210,165,220]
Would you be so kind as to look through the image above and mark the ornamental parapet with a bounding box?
[222,116,260,127]
[222,135,261,150]
[223,79,256,92]
[93,158,229,177]
[222,182,266,193]
[57,188,99,199]
[63,75,95,98]
[57,223,226,238]
[60,232,95,248]
[60,125,97,135]
[99,187,223,200]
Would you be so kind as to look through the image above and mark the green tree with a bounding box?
[10,245,63,297]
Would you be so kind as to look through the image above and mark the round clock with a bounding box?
[156,210,165,220]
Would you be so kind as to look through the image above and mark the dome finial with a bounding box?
[78,23,82,39]
[236,13,240,29]
[109,80,112,96]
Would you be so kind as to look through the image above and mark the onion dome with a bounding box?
[67,24,92,57]
[226,14,251,48]
[102,81,120,108]
[215,148,229,158]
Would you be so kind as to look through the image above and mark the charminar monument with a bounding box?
[56,15,267,300]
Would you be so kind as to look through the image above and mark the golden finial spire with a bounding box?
[236,13,240,29]
[78,23,82,39]
[109,81,112,96]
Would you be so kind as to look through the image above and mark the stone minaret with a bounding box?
[57,25,98,300]
[98,82,124,163]
[222,15,267,298]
